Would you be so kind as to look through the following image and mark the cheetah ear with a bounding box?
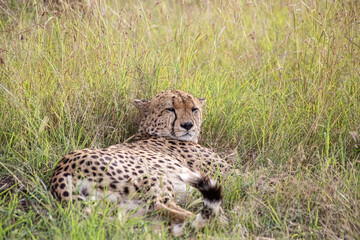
[133,99,150,114]
[198,97,206,107]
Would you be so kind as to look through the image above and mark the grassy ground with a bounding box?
[1,0,359,239]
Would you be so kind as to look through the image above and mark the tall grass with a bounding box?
[1,0,359,239]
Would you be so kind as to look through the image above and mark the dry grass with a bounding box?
[0,0,359,239]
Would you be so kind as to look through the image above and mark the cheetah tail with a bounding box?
[179,172,222,229]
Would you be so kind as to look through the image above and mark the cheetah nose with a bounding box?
[180,122,194,131]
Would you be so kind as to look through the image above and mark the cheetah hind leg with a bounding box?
[140,174,194,224]
[154,200,193,223]
[140,174,194,234]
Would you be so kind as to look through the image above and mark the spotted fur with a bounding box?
[50,90,230,233]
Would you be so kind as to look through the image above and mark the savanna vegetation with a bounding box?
[0,0,359,239]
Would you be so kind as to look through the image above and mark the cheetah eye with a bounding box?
[166,108,176,113]
[192,107,199,112]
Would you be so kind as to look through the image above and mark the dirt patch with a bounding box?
[0,175,28,202]
[0,175,18,194]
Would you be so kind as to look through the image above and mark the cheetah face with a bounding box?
[133,90,205,143]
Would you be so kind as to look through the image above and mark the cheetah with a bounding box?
[50,90,231,233]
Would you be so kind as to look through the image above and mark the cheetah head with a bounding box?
[133,90,205,143]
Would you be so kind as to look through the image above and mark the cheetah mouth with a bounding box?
[171,130,196,141]
[177,132,193,140]
[172,130,192,137]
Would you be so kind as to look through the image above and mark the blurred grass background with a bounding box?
[0,0,359,239]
